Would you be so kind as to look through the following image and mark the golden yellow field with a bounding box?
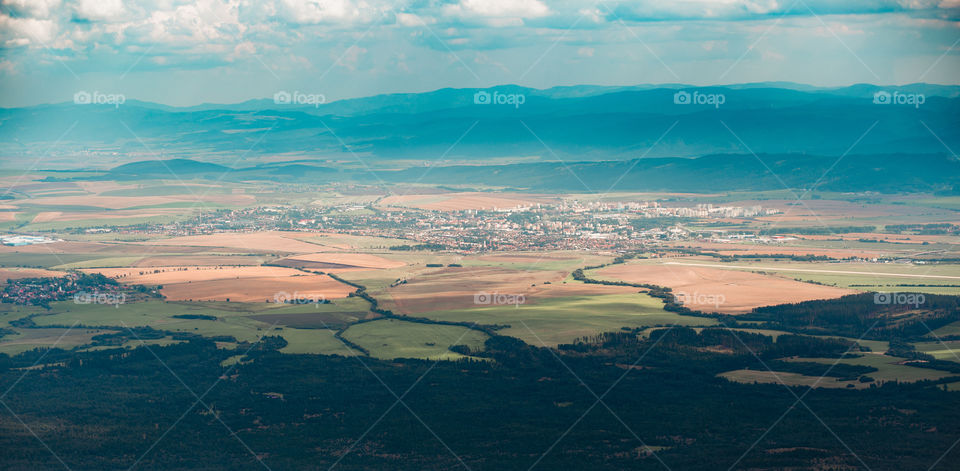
[595,262,857,314]
[81,265,355,302]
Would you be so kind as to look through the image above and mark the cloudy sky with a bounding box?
[0,0,958,106]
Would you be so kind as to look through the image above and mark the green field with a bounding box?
[275,327,359,356]
[786,354,956,383]
[1,298,372,353]
[721,353,957,389]
[99,185,235,197]
[719,369,862,389]
[0,253,111,268]
[0,297,496,360]
[52,256,146,269]
[19,214,187,232]
[931,321,960,338]
[912,196,960,211]
[340,318,488,361]
[419,293,716,346]
[912,340,960,361]
[0,328,109,356]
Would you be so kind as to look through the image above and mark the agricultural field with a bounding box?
[596,257,960,299]
[785,354,956,384]
[80,266,355,302]
[0,327,109,356]
[0,299,373,354]
[718,369,864,389]
[591,258,859,313]
[420,293,714,346]
[274,327,359,356]
[0,267,67,281]
[340,318,489,360]
[275,252,408,270]
[0,181,957,368]
[931,321,960,338]
[384,264,635,314]
[720,353,956,389]
[913,340,960,361]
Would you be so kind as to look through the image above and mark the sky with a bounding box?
[0,0,958,106]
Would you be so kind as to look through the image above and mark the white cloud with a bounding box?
[0,15,58,46]
[2,0,61,19]
[275,0,366,24]
[73,0,124,21]
[443,0,550,26]
[397,12,435,27]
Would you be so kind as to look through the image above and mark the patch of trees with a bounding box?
[742,293,960,341]
[885,223,959,235]
[389,243,447,251]
[0,326,958,470]
[171,314,217,320]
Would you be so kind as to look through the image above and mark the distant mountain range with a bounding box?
[72,152,959,194]
[2,83,958,168]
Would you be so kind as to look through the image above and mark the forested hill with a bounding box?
[4,83,958,164]
[91,152,960,194]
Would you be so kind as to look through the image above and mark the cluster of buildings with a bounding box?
[1,234,58,246]
[75,199,782,253]
[1,273,126,306]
